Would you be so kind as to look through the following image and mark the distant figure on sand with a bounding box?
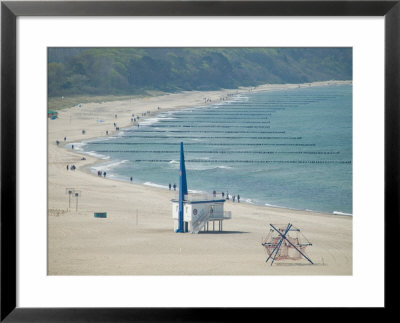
[72,144,74,149]
[222,192,224,198]
[64,137,66,141]
[233,195,236,202]
[226,192,229,200]
[66,165,69,171]
[130,177,133,182]
[56,140,59,146]
[173,183,176,191]
[169,183,171,190]
[237,194,240,203]
[103,172,106,178]
[213,190,216,197]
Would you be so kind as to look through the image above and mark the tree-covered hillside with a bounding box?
[48,48,352,97]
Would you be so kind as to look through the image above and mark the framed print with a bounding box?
[1,0,398,320]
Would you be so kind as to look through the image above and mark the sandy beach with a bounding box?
[48,81,352,275]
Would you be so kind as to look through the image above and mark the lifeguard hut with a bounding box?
[171,142,232,233]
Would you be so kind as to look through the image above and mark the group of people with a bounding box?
[220,191,240,203]
[227,193,240,203]
[231,194,240,203]
[141,111,151,117]
[56,137,68,146]
[66,164,76,171]
[168,183,177,191]
[97,170,107,177]
[212,190,240,202]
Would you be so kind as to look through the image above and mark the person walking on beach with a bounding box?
[237,194,240,203]
[173,183,176,191]
[130,177,133,182]
[103,172,106,178]
[66,165,69,171]
[71,144,74,149]
[226,192,229,200]
[232,195,236,202]
[222,192,224,198]
[213,190,216,197]
[169,183,171,190]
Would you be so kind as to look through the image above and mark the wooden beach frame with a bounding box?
[1,0,398,320]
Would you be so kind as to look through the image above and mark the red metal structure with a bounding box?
[262,223,313,265]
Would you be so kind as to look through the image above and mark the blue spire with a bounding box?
[177,142,188,233]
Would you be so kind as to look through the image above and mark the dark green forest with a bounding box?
[48,48,352,97]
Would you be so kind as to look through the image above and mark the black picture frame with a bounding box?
[1,0,398,321]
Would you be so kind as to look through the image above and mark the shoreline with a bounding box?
[81,158,352,217]
[65,80,352,217]
[48,80,353,275]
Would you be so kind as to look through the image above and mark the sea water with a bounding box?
[80,84,352,215]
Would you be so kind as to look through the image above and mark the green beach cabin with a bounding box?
[48,110,58,119]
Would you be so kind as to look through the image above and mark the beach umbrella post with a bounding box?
[65,188,75,210]
[74,191,81,212]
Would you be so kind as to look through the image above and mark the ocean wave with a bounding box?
[333,211,352,216]
[67,142,85,151]
[89,135,115,143]
[91,159,128,172]
[139,117,165,126]
[186,165,233,171]
[85,151,110,160]
[235,96,249,102]
[143,182,169,189]
[159,116,177,120]
[188,189,204,194]
[264,202,290,209]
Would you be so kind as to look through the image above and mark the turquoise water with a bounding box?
[79,84,352,215]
